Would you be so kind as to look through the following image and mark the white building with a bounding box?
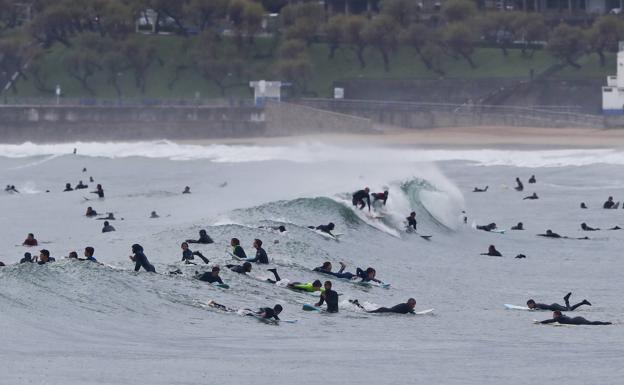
[249,80,282,106]
[602,42,624,114]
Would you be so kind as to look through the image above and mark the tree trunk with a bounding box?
[461,52,477,68]
[598,49,606,67]
[356,46,366,68]
[380,48,390,72]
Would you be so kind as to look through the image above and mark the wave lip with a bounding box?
[0,141,622,167]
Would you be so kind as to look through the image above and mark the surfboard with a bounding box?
[533,320,568,327]
[491,229,507,234]
[415,308,434,315]
[302,303,321,312]
[504,304,531,311]
[312,229,339,241]
[355,281,391,289]
[212,282,230,289]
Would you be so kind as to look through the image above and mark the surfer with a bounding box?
[150,211,159,218]
[511,222,524,230]
[368,298,417,314]
[473,186,488,192]
[129,244,156,273]
[315,281,339,313]
[256,305,283,320]
[514,178,524,191]
[82,247,98,262]
[85,207,98,217]
[35,249,55,265]
[314,261,363,280]
[603,196,615,209]
[527,292,591,311]
[22,233,38,247]
[196,266,224,284]
[528,175,536,184]
[91,184,104,198]
[181,242,209,264]
[102,221,116,233]
[230,238,248,259]
[266,268,323,292]
[372,190,389,205]
[244,239,269,264]
[476,223,497,232]
[63,183,73,192]
[5,185,18,193]
[406,212,417,231]
[352,187,371,211]
[182,186,191,194]
[227,262,252,274]
[608,225,622,230]
[581,223,599,231]
[523,193,538,200]
[481,245,502,257]
[20,252,33,263]
[310,223,335,237]
[537,230,561,238]
[97,213,115,220]
[259,225,287,233]
[580,202,587,209]
[75,181,88,190]
[539,311,611,325]
[186,229,214,244]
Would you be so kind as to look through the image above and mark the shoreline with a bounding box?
[177,126,624,148]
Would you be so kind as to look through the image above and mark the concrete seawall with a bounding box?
[0,102,375,143]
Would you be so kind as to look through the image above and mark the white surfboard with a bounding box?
[504,304,532,311]
[415,308,434,315]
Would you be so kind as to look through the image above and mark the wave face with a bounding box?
[0,140,623,167]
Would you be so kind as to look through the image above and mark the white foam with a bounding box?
[0,141,622,167]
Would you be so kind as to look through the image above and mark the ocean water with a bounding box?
[1,141,624,385]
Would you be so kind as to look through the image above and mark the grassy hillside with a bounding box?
[5,35,613,101]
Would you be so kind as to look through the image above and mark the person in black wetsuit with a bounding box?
[129,244,156,273]
[372,190,389,205]
[20,252,33,263]
[102,221,115,233]
[227,262,252,274]
[608,225,622,230]
[196,266,224,284]
[473,186,488,192]
[186,229,213,244]
[476,222,497,232]
[515,178,524,191]
[537,229,561,238]
[63,183,73,192]
[539,310,611,325]
[150,211,159,218]
[91,184,104,198]
[182,186,191,194]
[523,193,538,200]
[580,202,587,209]
[352,187,371,211]
[481,245,502,257]
[246,239,269,264]
[230,238,247,259]
[181,242,209,264]
[369,298,417,314]
[35,249,54,265]
[603,196,615,209]
[527,292,591,311]
[511,222,524,230]
[254,305,283,320]
[581,223,599,231]
[85,207,98,217]
[310,223,335,236]
[528,175,536,184]
[75,181,88,190]
[259,225,287,233]
[406,212,417,231]
[315,281,339,313]
[314,261,359,280]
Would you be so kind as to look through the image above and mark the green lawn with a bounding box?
[4,35,613,100]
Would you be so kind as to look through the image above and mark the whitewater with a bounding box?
[1,140,624,385]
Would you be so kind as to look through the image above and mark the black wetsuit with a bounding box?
[534,297,588,311]
[482,250,502,257]
[258,307,280,320]
[477,223,496,231]
[232,245,247,259]
[132,246,156,273]
[316,225,334,235]
[538,233,561,238]
[407,217,417,230]
[76,183,88,190]
[102,224,115,233]
[313,266,355,280]
[197,272,224,284]
[604,201,614,209]
[93,189,104,198]
[318,289,339,313]
[370,303,414,314]
[182,249,209,264]
[511,224,523,230]
[247,247,269,264]
[352,190,370,210]
[541,315,611,325]
[188,234,214,244]
[227,264,247,274]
